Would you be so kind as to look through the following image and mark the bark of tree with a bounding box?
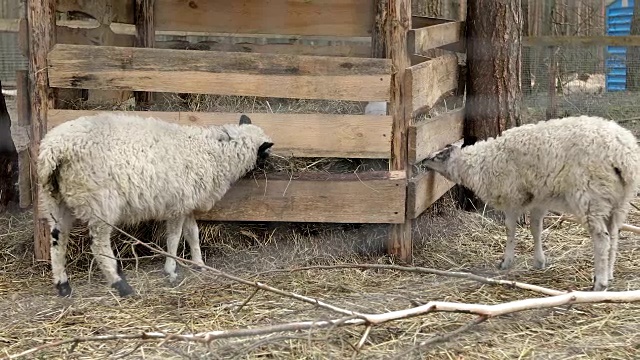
[458,0,522,211]
[0,80,19,211]
[627,0,640,91]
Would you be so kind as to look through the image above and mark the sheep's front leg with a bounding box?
[587,215,611,291]
[183,214,205,271]
[164,216,186,283]
[89,223,134,297]
[530,207,547,269]
[498,211,521,270]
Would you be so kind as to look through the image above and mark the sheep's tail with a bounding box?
[37,140,65,200]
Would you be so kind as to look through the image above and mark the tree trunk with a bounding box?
[0,80,19,211]
[627,0,640,91]
[464,0,522,140]
[458,0,522,211]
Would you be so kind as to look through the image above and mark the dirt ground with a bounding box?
[1,189,639,359]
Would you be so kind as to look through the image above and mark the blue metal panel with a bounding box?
[606,0,635,91]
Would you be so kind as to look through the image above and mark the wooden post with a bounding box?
[27,0,57,262]
[134,0,155,110]
[16,70,32,208]
[381,0,413,263]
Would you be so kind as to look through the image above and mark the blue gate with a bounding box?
[605,0,635,91]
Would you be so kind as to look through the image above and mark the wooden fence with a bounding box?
[14,0,466,263]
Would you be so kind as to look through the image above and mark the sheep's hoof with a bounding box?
[112,279,135,297]
[498,258,513,270]
[591,277,608,292]
[191,263,205,272]
[533,257,547,270]
[167,272,178,284]
[56,281,72,297]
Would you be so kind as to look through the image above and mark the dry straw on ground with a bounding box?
[1,192,639,359]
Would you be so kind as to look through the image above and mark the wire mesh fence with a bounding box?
[0,0,26,85]
[522,0,640,124]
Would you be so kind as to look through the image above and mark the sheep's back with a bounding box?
[462,116,639,211]
[51,113,232,224]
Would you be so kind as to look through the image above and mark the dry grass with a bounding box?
[1,193,639,359]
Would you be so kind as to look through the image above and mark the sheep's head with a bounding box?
[423,144,461,183]
[237,114,274,168]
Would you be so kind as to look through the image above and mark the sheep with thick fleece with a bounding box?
[38,112,274,297]
[423,115,639,291]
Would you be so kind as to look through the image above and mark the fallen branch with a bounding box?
[254,264,565,297]
[96,215,363,319]
[547,212,640,234]
[5,289,640,359]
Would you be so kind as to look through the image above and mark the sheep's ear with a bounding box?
[258,142,274,158]
[239,114,252,125]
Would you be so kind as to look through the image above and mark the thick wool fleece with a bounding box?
[425,115,639,292]
[37,112,273,297]
[451,116,639,215]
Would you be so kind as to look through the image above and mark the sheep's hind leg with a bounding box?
[183,214,205,271]
[587,215,611,291]
[499,211,521,270]
[164,216,186,283]
[530,207,548,269]
[89,223,134,297]
[47,205,75,297]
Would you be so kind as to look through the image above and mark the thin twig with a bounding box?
[234,288,260,314]
[254,263,565,297]
[95,214,362,318]
[389,315,489,360]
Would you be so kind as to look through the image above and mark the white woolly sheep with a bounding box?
[423,115,639,291]
[37,112,274,297]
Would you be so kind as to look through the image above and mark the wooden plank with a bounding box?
[407,170,455,219]
[134,0,155,109]
[196,171,407,224]
[154,0,374,37]
[47,44,392,101]
[0,18,19,32]
[47,109,393,159]
[406,54,459,116]
[409,21,465,54]
[28,0,56,261]
[523,35,640,47]
[408,108,464,164]
[385,0,413,263]
[56,0,134,24]
[156,40,372,58]
[16,70,31,208]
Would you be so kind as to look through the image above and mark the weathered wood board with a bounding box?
[408,108,464,164]
[406,54,459,115]
[47,44,392,101]
[48,109,393,159]
[154,0,374,37]
[196,171,407,224]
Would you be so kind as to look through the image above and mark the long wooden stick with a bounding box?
[546,212,640,234]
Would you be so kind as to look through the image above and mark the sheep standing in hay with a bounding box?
[37,112,274,297]
[422,115,639,291]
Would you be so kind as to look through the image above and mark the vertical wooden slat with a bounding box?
[27,0,56,262]
[371,0,388,58]
[385,0,413,263]
[134,0,155,110]
[16,70,32,208]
